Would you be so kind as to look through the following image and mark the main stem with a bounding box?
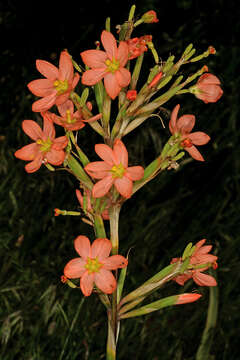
[106,204,121,360]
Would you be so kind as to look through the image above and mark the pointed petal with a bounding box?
[72,73,80,90]
[27,79,55,97]
[117,41,129,66]
[92,177,114,198]
[74,235,91,259]
[81,49,108,68]
[52,136,68,150]
[193,272,217,286]
[114,176,132,198]
[199,73,221,85]
[101,30,117,60]
[57,100,74,117]
[32,93,57,112]
[85,161,112,179]
[45,149,65,165]
[14,143,39,161]
[95,144,115,164]
[82,69,106,86]
[113,139,128,166]
[104,72,121,99]
[115,68,131,88]
[186,146,205,161]
[64,258,86,278]
[91,238,112,260]
[125,166,144,181]
[55,92,71,106]
[169,104,180,134]
[80,272,94,296]
[177,115,195,134]
[102,255,128,270]
[43,116,55,140]
[22,120,43,140]
[36,59,59,80]
[94,268,117,294]
[25,153,43,173]
[195,239,206,249]
[188,132,210,145]
[196,245,212,255]
[76,189,83,207]
[59,51,73,82]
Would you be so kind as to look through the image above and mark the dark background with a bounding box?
[1,0,239,359]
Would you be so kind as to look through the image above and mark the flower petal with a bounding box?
[14,143,39,161]
[91,238,112,260]
[177,115,195,134]
[22,120,43,140]
[188,132,210,145]
[85,161,112,179]
[82,68,106,86]
[36,59,59,80]
[95,144,116,164]
[45,149,65,165]
[80,272,94,296]
[74,235,91,259]
[64,258,86,278]
[58,51,74,82]
[52,136,68,150]
[43,116,55,140]
[101,30,117,60]
[193,271,217,286]
[57,100,74,117]
[114,176,132,198]
[117,41,129,67]
[113,139,128,166]
[32,92,57,112]
[104,72,121,99]
[115,67,131,88]
[185,145,205,161]
[125,166,144,181]
[94,268,117,294]
[169,104,180,134]
[27,79,54,97]
[25,153,43,173]
[92,176,114,198]
[81,49,108,68]
[102,255,128,270]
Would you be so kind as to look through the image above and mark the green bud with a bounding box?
[182,242,193,260]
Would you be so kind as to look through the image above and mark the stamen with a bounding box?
[111,163,125,178]
[85,257,103,274]
[53,79,69,95]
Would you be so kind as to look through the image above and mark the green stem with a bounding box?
[196,270,218,360]
[93,214,106,238]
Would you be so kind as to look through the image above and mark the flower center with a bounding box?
[53,79,69,95]
[181,138,193,148]
[65,109,76,124]
[36,138,52,153]
[111,163,125,178]
[105,58,120,73]
[85,257,103,274]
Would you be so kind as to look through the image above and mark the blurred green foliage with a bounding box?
[0,0,239,359]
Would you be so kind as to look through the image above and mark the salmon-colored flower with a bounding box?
[84,139,144,198]
[141,10,159,23]
[126,35,152,60]
[171,239,218,287]
[64,235,128,296]
[27,51,80,112]
[76,189,109,220]
[14,115,68,173]
[45,100,101,131]
[176,293,202,305]
[192,73,223,103]
[81,30,131,100]
[169,104,210,161]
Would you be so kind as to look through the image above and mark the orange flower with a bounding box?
[14,114,68,173]
[81,30,131,99]
[45,100,101,131]
[126,90,137,101]
[169,104,210,161]
[171,239,218,287]
[84,139,144,198]
[176,293,202,305]
[192,73,223,103]
[126,35,152,60]
[64,235,128,296]
[27,51,80,112]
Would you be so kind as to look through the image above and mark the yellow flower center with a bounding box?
[105,58,120,73]
[111,163,125,178]
[53,79,69,95]
[36,138,52,153]
[85,257,103,274]
[65,109,76,124]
